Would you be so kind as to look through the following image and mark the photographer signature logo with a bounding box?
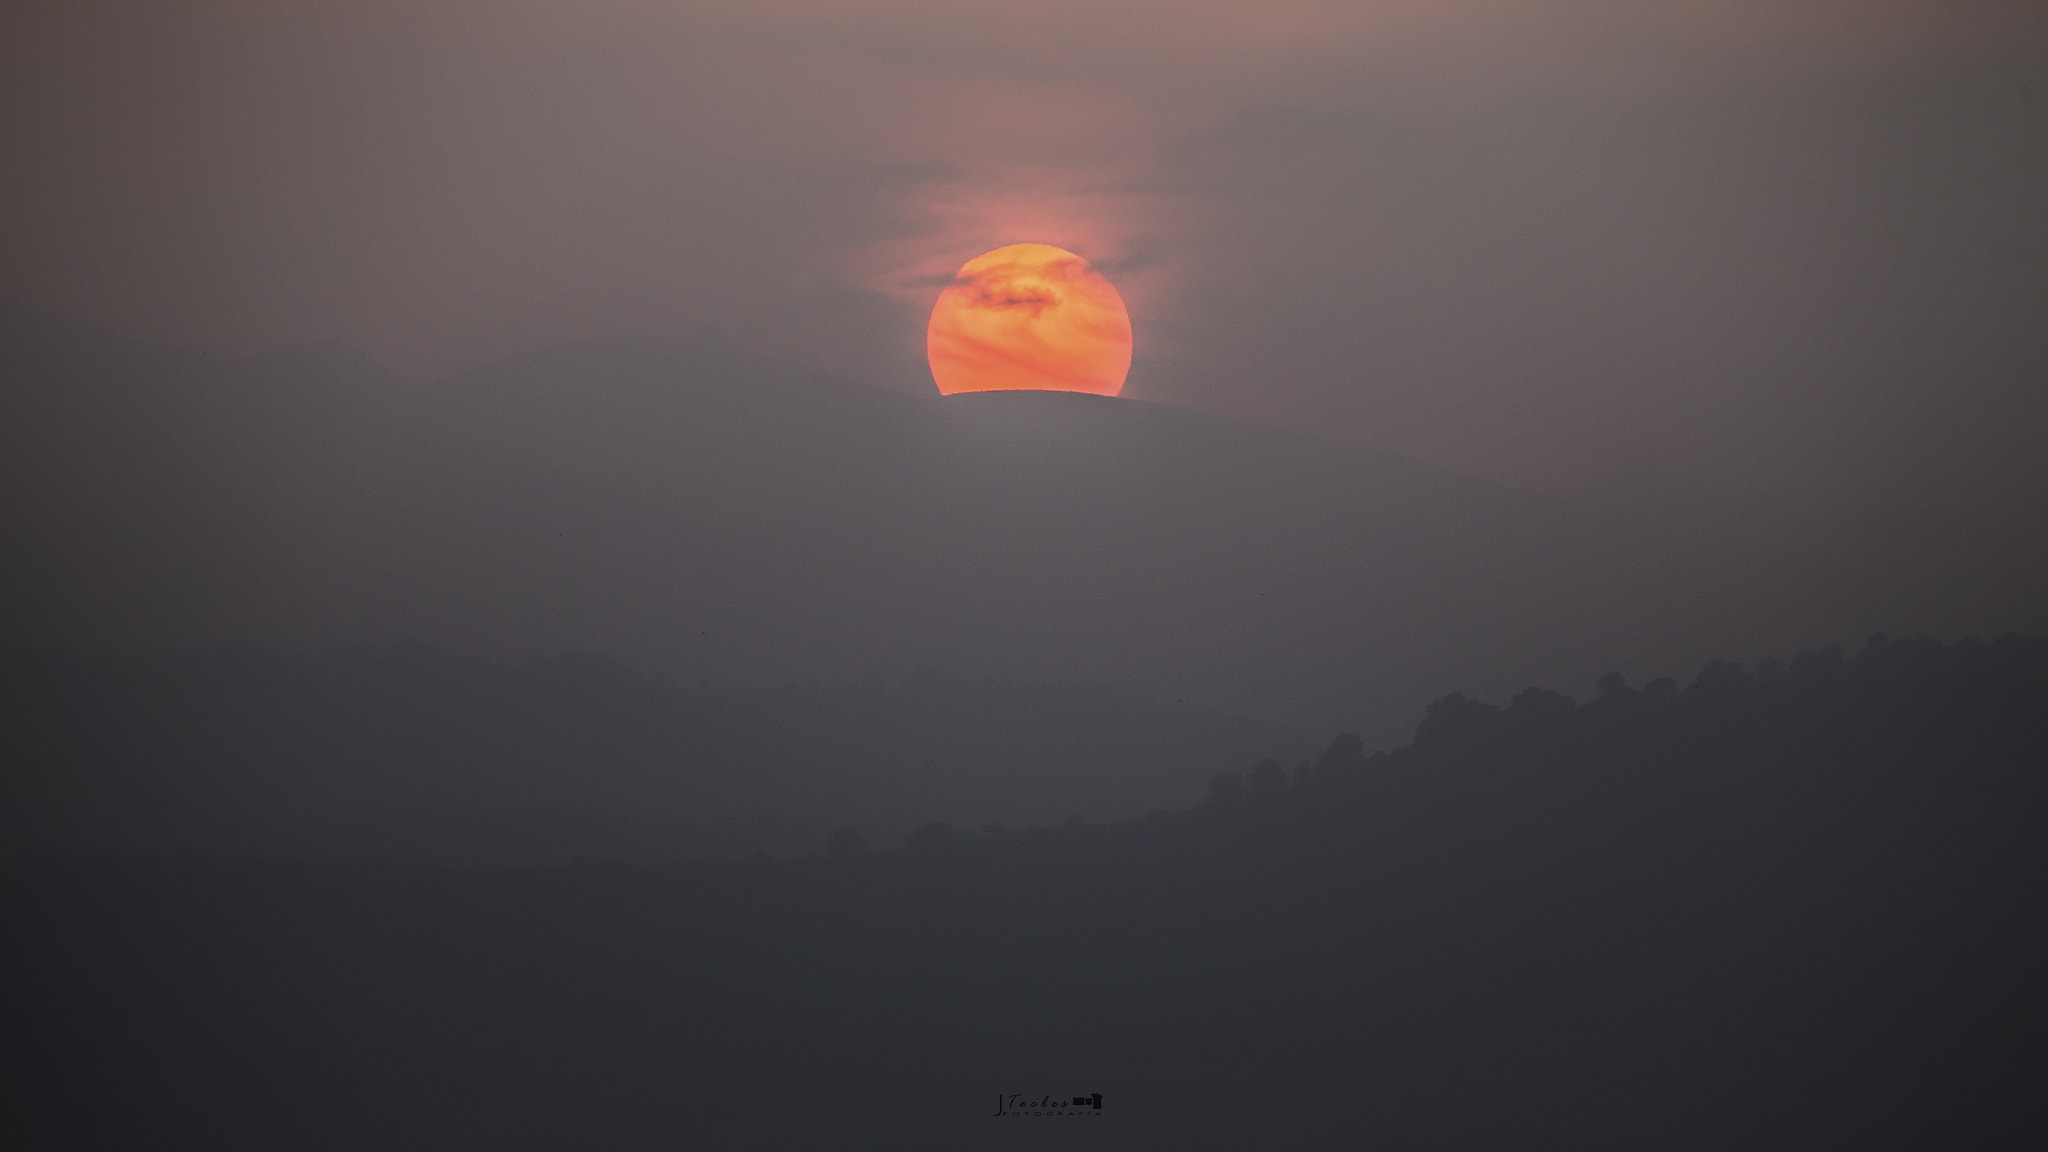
[995,1092,1102,1118]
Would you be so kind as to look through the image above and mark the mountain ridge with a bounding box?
[3,303,2040,740]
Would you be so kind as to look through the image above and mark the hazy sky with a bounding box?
[3,1,2044,500]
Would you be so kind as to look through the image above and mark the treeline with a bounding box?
[6,635,2045,1149]
[1212,630,2044,824]
[892,632,2044,867]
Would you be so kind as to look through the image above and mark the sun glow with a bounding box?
[926,244,1132,396]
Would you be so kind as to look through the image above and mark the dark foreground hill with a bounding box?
[6,300,2042,743]
[8,634,2045,1149]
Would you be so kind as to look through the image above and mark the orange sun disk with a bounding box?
[926,243,1132,396]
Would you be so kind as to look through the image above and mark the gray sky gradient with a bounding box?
[3,0,2044,502]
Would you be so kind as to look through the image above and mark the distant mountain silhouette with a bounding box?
[0,645,1303,864]
[3,300,2041,741]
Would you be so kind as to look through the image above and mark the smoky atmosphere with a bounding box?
[3,3,2046,1148]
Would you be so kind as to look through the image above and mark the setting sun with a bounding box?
[926,243,1132,396]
